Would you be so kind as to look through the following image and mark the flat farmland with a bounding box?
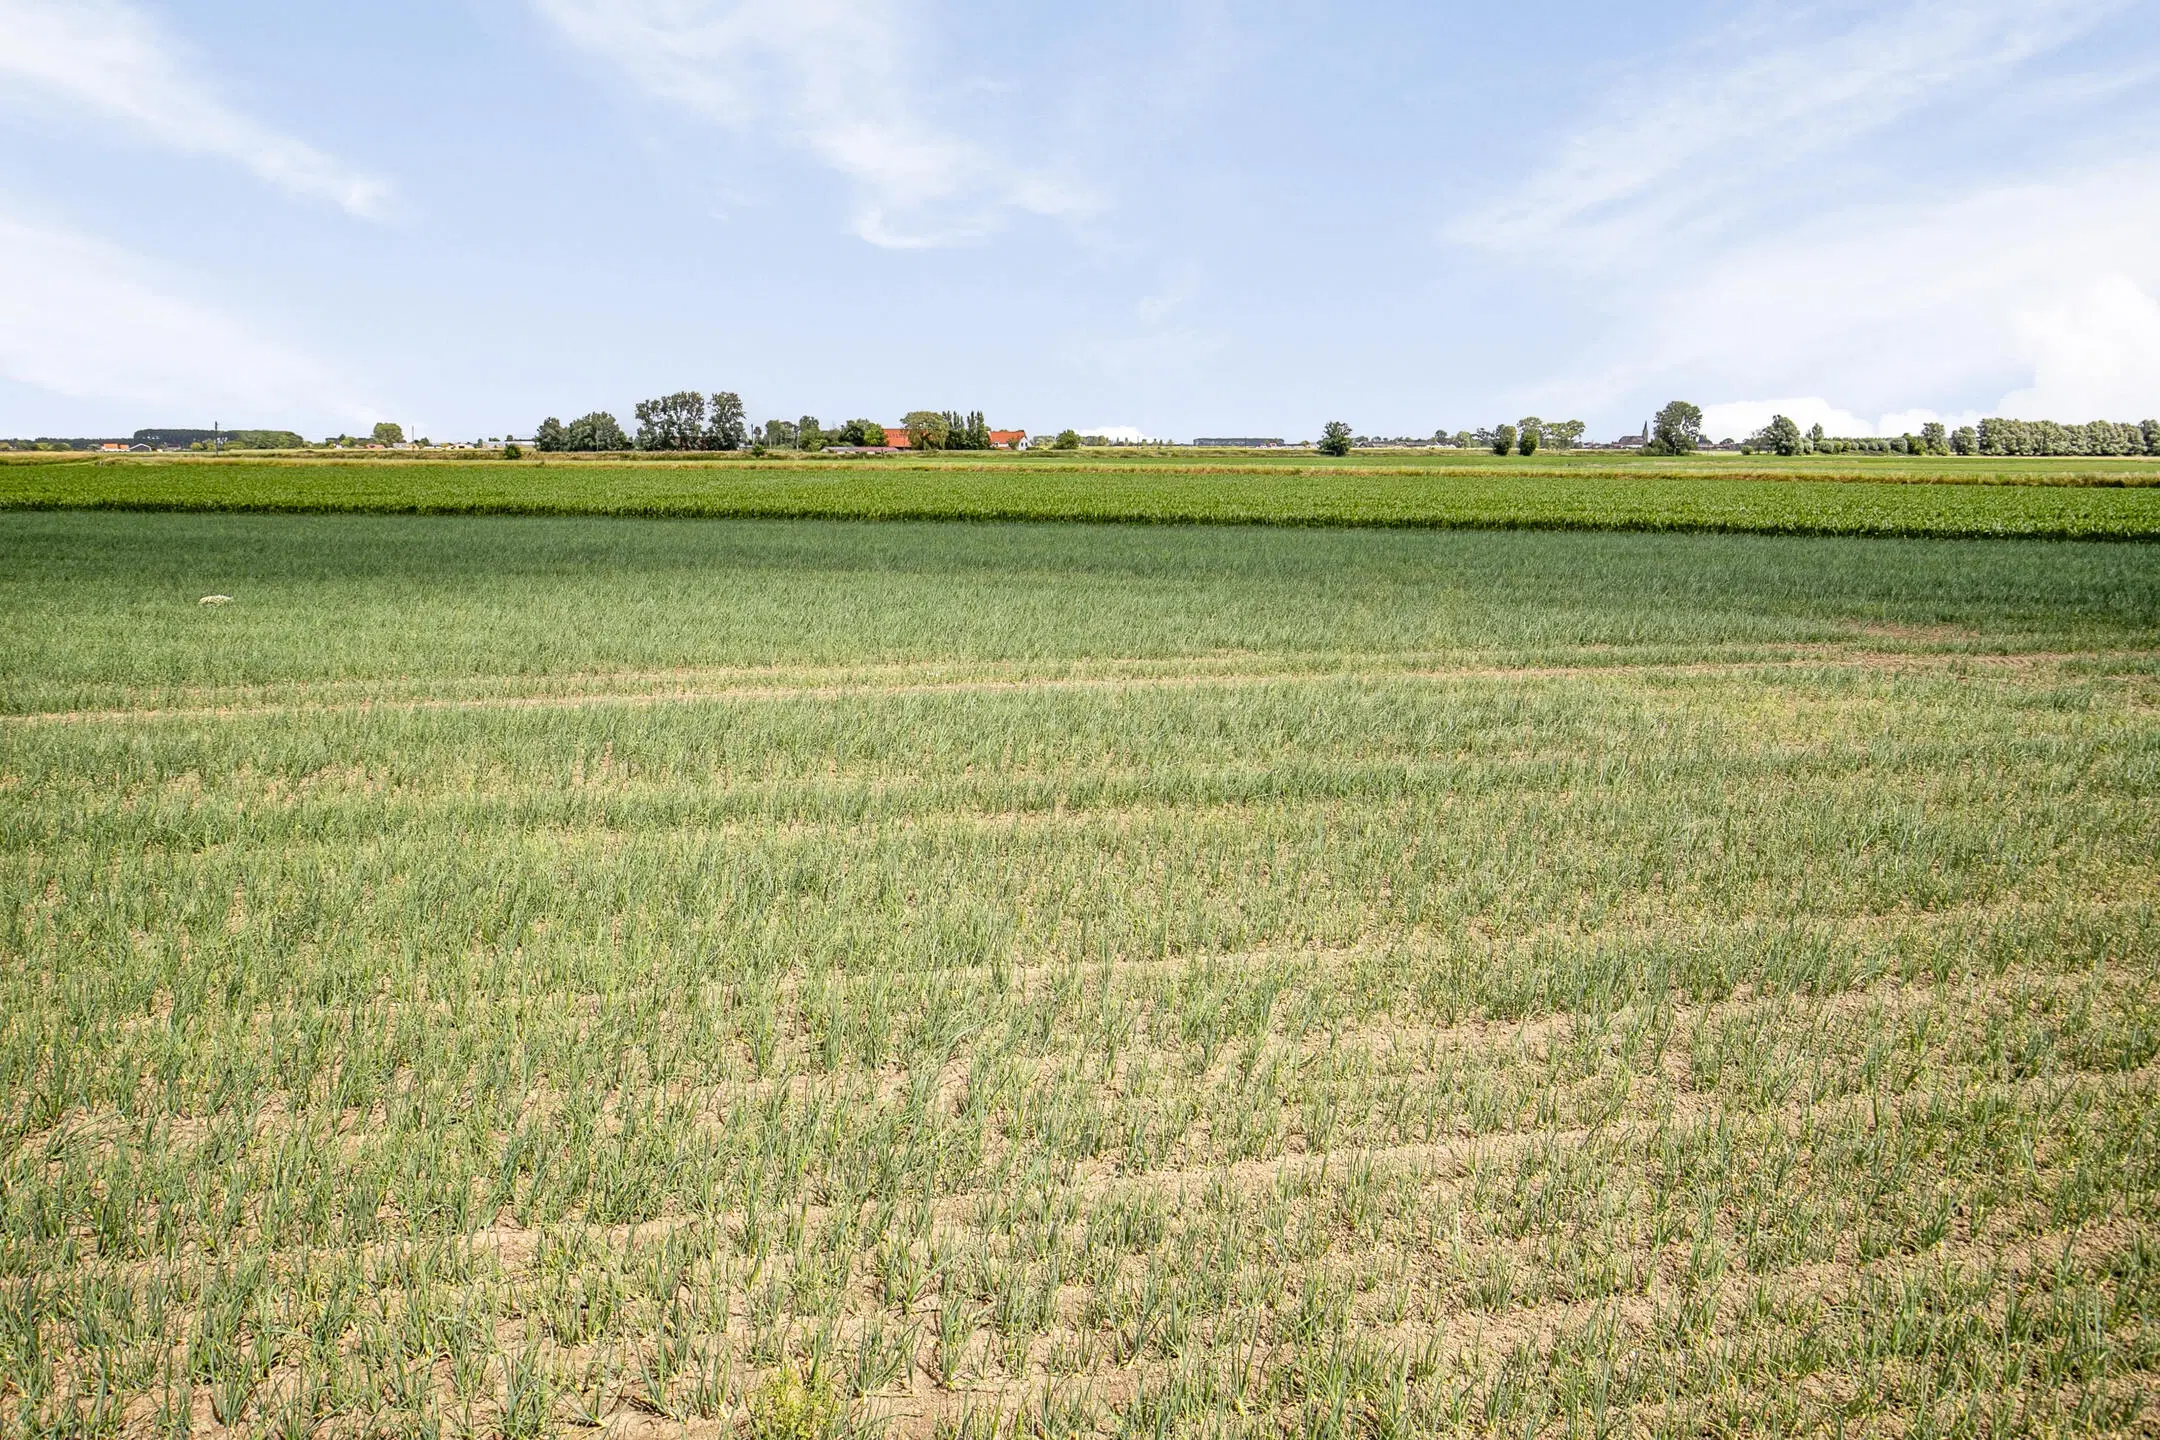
[4,513,2159,1437]
[5,450,2160,538]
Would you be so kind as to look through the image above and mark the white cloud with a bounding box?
[1631,161,2160,423]
[1700,398,1872,441]
[0,210,376,424]
[0,0,389,217]
[1465,0,2160,427]
[532,0,1090,246]
[2000,274,2160,420]
[1877,407,1987,436]
[1700,398,1990,441]
[1452,0,2122,260]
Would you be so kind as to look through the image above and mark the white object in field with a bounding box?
[199,594,234,605]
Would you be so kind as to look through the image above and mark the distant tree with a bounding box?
[705,392,748,450]
[1492,425,1516,456]
[1645,401,1702,455]
[503,443,523,459]
[904,411,950,450]
[797,416,827,452]
[563,412,630,451]
[763,419,800,449]
[1750,414,1803,456]
[832,419,883,446]
[2144,420,2160,455]
[1950,425,1977,456]
[1052,429,1081,450]
[372,421,404,446]
[933,411,991,450]
[1808,423,1825,451]
[635,391,707,451]
[1318,420,1354,456]
[1546,419,1586,450]
[1920,421,1948,455]
[1516,418,1541,456]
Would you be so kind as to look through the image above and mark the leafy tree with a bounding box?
[532,417,566,452]
[903,411,949,450]
[797,416,826,452]
[1546,420,1586,450]
[1516,418,1541,456]
[832,419,884,446]
[933,410,991,450]
[1749,414,1803,456]
[1920,421,1948,455]
[1645,401,1702,455]
[1052,429,1080,450]
[762,419,800,449]
[1808,423,1825,450]
[705,392,747,450]
[1318,421,1354,456]
[372,421,404,446]
[1492,425,1516,456]
[635,391,707,451]
[1951,425,1977,456]
[563,412,630,451]
[503,443,523,459]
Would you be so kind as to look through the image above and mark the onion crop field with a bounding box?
[5,511,2160,1438]
[4,450,2160,538]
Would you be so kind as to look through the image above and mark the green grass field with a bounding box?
[4,449,2159,538]
[5,512,2159,1437]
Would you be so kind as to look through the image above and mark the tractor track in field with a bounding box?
[2,645,2136,728]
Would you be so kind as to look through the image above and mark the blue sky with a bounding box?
[2,0,2157,443]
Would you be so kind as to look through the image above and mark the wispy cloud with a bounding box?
[1451,0,2121,260]
[0,209,376,424]
[0,0,390,217]
[1461,0,2158,425]
[1554,158,2160,426]
[532,0,1091,246]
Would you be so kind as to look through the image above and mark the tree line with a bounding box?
[532,393,1018,453]
[1461,417,1590,456]
[1740,414,2160,457]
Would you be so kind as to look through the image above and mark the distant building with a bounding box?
[1193,437,1285,448]
[881,427,1027,450]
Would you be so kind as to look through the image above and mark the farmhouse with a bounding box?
[880,427,1027,449]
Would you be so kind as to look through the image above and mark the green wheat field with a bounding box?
[5,508,2160,1437]
[5,449,2160,537]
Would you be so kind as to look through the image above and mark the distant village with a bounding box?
[1,423,1663,454]
[6,411,2152,458]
